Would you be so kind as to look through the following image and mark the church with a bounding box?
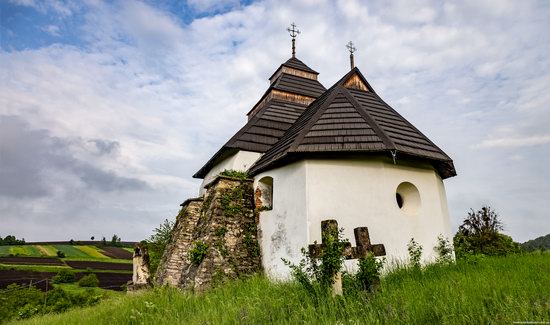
[191,25,456,278]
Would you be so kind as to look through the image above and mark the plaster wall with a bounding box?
[200,150,261,194]
[254,161,309,279]
[305,157,452,268]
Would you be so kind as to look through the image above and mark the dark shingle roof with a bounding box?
[281,57,319,74]
[193,59,326,179]
[272,73,326,98]
[248,68,456,179]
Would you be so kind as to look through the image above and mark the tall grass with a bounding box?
[13,253,550,324]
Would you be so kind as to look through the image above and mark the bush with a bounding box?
[434,235,454,264]
[407,238,423,268]
[356,253,385,291]
[56,250,66,258]
[78,274,99,287]
[52,270,76,284]
[189,241,209,266]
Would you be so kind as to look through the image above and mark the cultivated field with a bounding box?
[0,243,134,292]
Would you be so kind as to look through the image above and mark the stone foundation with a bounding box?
[155,176,262,291]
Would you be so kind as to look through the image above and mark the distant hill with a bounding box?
[521,234,550,251]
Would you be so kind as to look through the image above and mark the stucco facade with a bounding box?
[254,156,452,279]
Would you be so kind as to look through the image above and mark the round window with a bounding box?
[395,182,421,216]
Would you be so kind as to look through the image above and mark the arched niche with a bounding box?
[255,176,273,210]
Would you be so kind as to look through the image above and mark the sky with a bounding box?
[1,0,549,243]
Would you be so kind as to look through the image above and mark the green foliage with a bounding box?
[355,253,385,291]
[283,227,348,294]
[145,218,175,276]
[78,274,100,287]
[16,254,550,325]
[434,234,454,264]
[189,241,209,266]
[0,284,104,323]
[220,186,246,217]
[0,235,25,245]
[522,233,550,251]
[407,238,423,268]
[219,169,249,180]
[56,250,66,258]
[110,235,121,247]
[454,206,521,258]
[52,269,76,284]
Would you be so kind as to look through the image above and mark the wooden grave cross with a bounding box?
[308,219,386,295]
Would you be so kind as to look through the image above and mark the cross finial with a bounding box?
[287,22,300,58]
[346,41,356,69]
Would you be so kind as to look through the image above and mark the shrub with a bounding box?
[283,226,348,295]
[219,169,249,180]
[78,274,99,287]
[356,253,385,291]
[52,269,76,284]
[434,235,454,264]
[407,238,423,268]
[189,241,209,266]
[56,250,66,258]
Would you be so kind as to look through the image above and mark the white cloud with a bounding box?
[41,24,61,36]
[1,0,550,242]
[475,135,550,149]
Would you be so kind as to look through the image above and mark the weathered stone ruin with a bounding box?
[155,176,262,291]
[128,243,151,292]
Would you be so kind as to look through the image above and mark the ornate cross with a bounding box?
[287,22,301,58]
[308,219,386,295]
[346,41,357,69]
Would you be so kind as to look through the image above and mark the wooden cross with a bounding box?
[308,219,386,295]
[287,22,300,58]
[346,41,357,69]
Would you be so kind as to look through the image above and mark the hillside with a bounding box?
[11,253,550,325]
[522,234,550,251]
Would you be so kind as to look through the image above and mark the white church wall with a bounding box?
[199,150,261,195]
[304,157,452,269]
[254,161,309,279]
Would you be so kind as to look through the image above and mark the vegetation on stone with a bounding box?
[189,241,209,266]
[218,169,249,180]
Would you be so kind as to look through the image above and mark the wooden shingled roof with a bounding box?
[193,57,326,179]
[248,67,457,179]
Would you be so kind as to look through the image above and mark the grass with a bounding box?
[52,245,93,258]
[0,246,43,257]
[0,264,133,274]
[12,253,550,325]
[34,245,57,257]
[73,246,108,259]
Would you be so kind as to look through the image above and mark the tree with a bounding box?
[101,237,106,246]
[145,218,175,275]
[453,206,521,258]
[91,236,95,241]
[111,234,121,247]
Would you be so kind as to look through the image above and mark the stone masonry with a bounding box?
[155,176,262,291]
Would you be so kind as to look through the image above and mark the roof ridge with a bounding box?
[340,86,396,151]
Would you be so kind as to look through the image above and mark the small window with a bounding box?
[255,176,273,210]
[395,182,421,216]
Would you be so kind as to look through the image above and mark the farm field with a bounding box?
[0,244,133,293]
[0,244,132,260]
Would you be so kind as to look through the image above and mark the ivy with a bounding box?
[189,241,209,266]
[220,186,246,217]
[219,169,249,180]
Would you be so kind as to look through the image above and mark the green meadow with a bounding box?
[12,253,550,325]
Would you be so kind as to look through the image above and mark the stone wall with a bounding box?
[155,176,262,291]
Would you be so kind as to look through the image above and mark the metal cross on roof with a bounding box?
[346,41,357,69]
[287,22,301,57]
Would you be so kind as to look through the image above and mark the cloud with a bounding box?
[0,115,148,198]
[1,0,549,243]
[8,0,77,16]
[41,24,61,36]
[474,135,550,149]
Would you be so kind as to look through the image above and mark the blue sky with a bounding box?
[1,0,549,243]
